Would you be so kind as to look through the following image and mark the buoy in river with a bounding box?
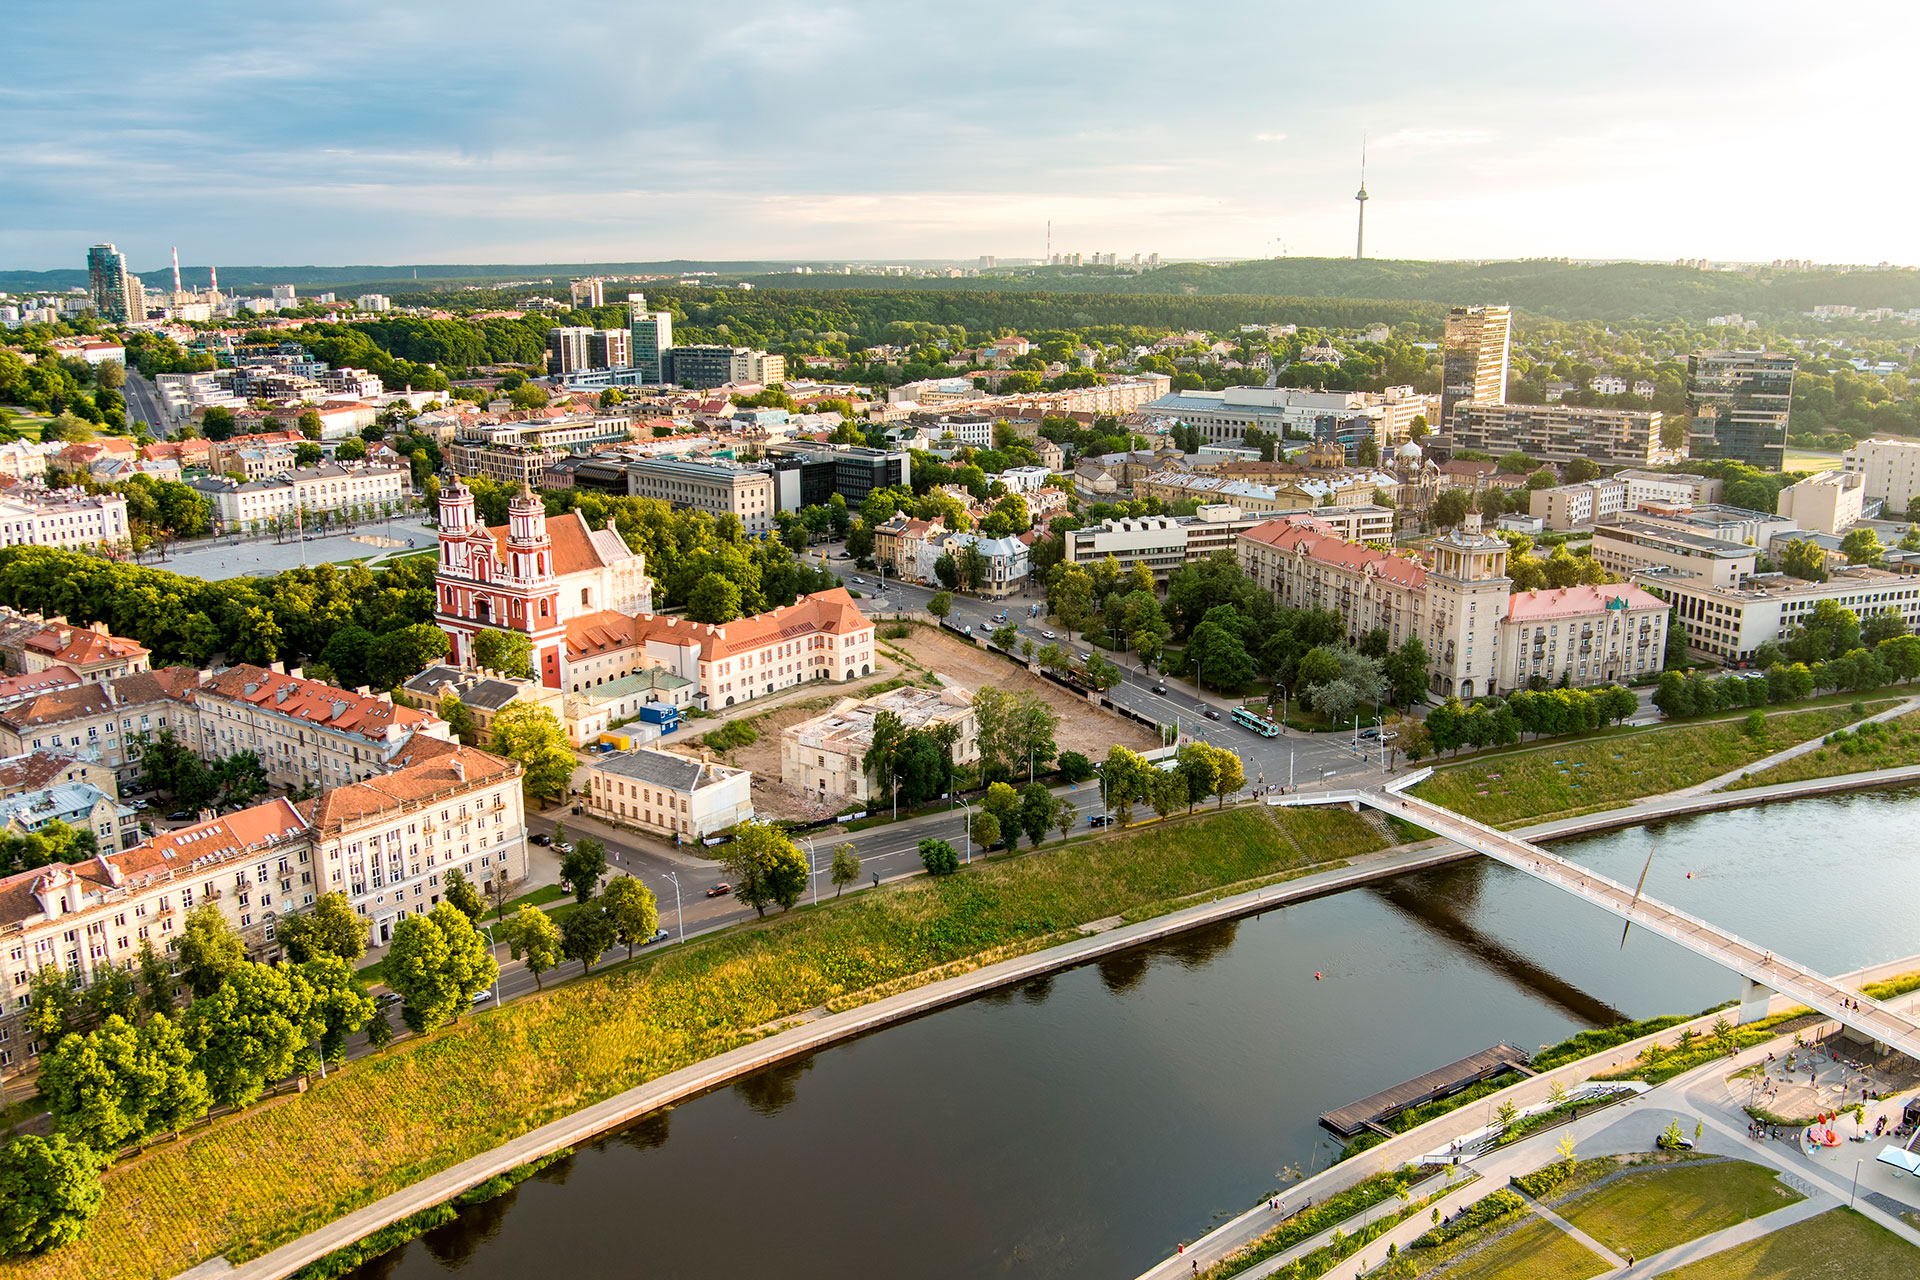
[1314,972,1322,981]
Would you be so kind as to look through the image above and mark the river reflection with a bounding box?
[350,787,1920,1280]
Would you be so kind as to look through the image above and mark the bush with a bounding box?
[702,719,759,753]
[1511,1160,1574,1199]
[918,838,960,876]
[1056,751,1095,783]
[1411,1190,1524,1248]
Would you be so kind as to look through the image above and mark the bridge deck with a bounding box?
[1283,786,1920,1064]
[1318,1043,1531,1138]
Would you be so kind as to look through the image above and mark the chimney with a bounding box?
[452,757,465,783]
[288,666,303,681]
[269,661,285,675]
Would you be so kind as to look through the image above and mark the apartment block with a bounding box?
[1450,403,1661,468]
[1843,438,1920,517]
[1775,470,1864,535]
[1529,479,1629,531]
[192,664,453,791]
[0,491,131,552]
[1441,305,1511,427]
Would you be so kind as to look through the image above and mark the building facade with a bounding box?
[628,306,674,383]
[1497,585,1669,690]
[1591,517,1758,590]
[193,464,409,532]
[781,685,977,803]
[1441,305,1512,427]
[86,244,135,323]
[435,480,654,687]
[1842,438,1920,517]
[1529,479,1630,531]
[1450,403,1661,468]
[1637,565,1920,666]
[1775,470,1864,535]
[0,491,131,552]
[194,664,452,791]
[582,748,753,840]
[623,457,775,537]
[1686,351,1795,472]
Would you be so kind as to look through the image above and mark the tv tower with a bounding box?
[171,246,182,297]
[1354,137,1370,260]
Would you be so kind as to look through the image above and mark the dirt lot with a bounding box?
[888,626,1159,759]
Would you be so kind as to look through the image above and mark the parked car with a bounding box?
[167,810,190,821]
[530,833,552,846]
[554,841,573,854]
[470,989,494,1005]
[706,882,733,898]
[131,799,150,810]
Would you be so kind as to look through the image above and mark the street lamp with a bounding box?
[478,924,502,1009]
[962,799,973,863]
[802,835,818,907]
[664,869,684,942]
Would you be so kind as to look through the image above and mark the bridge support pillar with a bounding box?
[1738,977,1775,1025]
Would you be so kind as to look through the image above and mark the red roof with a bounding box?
[1240,518,1428,589]
[1506,584,1666,622]
[201,666,436,740]
[626,589,872,662]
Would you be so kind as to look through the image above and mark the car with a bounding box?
[470,989,494,1005]
[167,810,190,821]
[706,882,733,898]
[131,799,149,810]
[554,841,573,854]
[1358,727,1382,740]
[1042,630,1056,639]
[853,577,866,584]
[646,928,671,945]
[1087,814,1111,827]
[1203,707,1221,720]
[529,833,552,846]
[376,992,401,1008]
[1152,685,1168,696]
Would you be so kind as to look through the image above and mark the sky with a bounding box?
[6,0,1918,273]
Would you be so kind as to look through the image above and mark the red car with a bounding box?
[706,882,733,898]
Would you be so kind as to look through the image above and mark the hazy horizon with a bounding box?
[7,0,1917,273]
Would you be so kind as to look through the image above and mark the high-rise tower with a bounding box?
[1354,139,1370,260]
[87,244,134,323]
[1441,305,1512,429]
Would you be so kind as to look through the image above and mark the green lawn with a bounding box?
[1413,703,1894,827]
[1727,710,1920,791]
[0,407,52,441]
[1783,448,1845,473]
[1559,1160,1804,1259]
[5,804,1384,1280]
[1423,1216,1608,1280]
[1658,1206,1920,1280]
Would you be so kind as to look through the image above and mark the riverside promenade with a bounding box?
[181,758,1920,1280]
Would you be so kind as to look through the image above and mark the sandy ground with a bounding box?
[888,627,1159,759]
[667,689,898,823]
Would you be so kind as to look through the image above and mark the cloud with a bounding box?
[1368,128,1495,152]
[1254,132,1288,144]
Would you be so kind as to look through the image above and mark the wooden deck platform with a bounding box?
[1319,1044,1533,1139]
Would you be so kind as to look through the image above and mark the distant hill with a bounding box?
[0,260,800,294]
[743,258,1920,325]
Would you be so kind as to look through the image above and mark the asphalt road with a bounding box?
[122,369,171,436]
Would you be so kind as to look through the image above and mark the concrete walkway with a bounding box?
[1637,1194,1832,1277]
[1522,1194,1627,1269]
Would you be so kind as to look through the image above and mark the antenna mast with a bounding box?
[171,247,182,296]
[1354,136,1370,260]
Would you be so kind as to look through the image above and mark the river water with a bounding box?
[347,787,1920,1280]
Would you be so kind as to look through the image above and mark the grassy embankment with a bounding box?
[1558,1158,1804,1259]
[1660,1206,1918,1279]
[1726,709,1920,791]
[1412,702,1895,828]
[3,803,1384,1280]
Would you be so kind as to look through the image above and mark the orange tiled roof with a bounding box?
[301,742,517,830]
[478,509,628,579]
[201,666,435,739]
[627,589,871,661]
[1241,518,1428,590]
[24,624,148,667]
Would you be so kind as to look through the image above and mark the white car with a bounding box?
[471,989,495,1005]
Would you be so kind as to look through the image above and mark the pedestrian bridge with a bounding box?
[1279,778,1920,1063]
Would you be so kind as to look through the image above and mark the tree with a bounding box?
[509,383,550,410]
[1149,767,1188,820]
[560,902,617,975]
[444,867,486,921]
[970,811,1001,856]
[295,409,323,440]
[1175,743,1218,814]
[502,903,562,989]
[559,838,608,904]
[1430,488,1471,528]
[830,843,862,895]
[1019,783,1055,848]
[1841,526,1884,567]
[919,837,960,875]
[1102,746,1152,827]
[686,573,743,624]
[300,954,375,1066]
[1186,618,1256,691]
[1055,751,1094,783]
[41,1016,149,1152]
[1384,637,1432,707]
[602,874,660,959]
[137,939,175,1019]
[1054,797,1079,844]
[336,438,368,463]
[472,628,534,679]
[441,693,480,746]
[1862,608,1910,647]
[294,441,324,467]
[277,892,366,965]
[862,709,907,809]
[177,902,245,998]
[487,702,576,805]
[1664,619,1691,669]
[385,903,499,1033]
[982,781,1021,837]
[0,1135,103,1257]
[928,590,954,620]
[973,687,1060,780]
[1207,743,1246,807]
[1779,537,1829,583]
[185,963,316,1110]
[720,821,809,917]
[1563,456,1602,483]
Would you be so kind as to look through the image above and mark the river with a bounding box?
[345,786,1920,1280]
